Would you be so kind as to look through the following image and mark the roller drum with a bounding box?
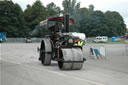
[58,48,84,70]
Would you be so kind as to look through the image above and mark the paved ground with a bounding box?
[0,43,128,85]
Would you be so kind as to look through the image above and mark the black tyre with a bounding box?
[39,39,52,65]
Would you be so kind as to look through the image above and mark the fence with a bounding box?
[6,38,112,43]
[7,38,43,43]
[86,37,112,43]
[125,44,128,56]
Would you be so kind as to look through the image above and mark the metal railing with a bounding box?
[6,38,43,43]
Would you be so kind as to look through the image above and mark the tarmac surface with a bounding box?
[0,43,128,85]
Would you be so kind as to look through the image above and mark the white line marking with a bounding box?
[1,58,105,85]
[0,58,21,65]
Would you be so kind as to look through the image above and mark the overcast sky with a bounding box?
[12,0,128,28]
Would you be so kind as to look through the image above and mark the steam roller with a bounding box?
[38,13,86,70]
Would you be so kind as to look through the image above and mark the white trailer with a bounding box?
[93,36,108,43]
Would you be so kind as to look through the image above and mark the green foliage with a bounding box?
[87,11,108,37]
[79,6,127,37]
[104,11,127,37]
[62,0,81,32]
[0,0,26,37]
[0,0,127,38]
[79,6,108,37]
[24,0,47,36]
[46,2,61,17]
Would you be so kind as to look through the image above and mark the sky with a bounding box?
[12,0,128,28]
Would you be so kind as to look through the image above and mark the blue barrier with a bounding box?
[112,37,115,42]
[0,32,7,42]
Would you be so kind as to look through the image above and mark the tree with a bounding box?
[89,4,94,12]
[62,0,71,13]
[104,11,127,37]
[24,0,47,37]
[46,2,61,17]
[0,0,126,38]
[79,5,127,37]
[0,0,26,37]
[88,11,108,37]
[79,7,90,36]
[62,0,81,32]
[79,6,109,37]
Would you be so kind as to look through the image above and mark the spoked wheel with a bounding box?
[58,48,84,70]
[39,39,52,65]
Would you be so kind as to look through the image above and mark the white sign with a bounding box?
[100,47,106,57]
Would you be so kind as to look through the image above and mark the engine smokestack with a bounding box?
[64,13,69,32]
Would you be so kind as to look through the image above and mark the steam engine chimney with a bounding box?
[64,13,69,32]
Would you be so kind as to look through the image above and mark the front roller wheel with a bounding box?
[58,61,83,70]
[58,61,72,70]
[58,48,84,70]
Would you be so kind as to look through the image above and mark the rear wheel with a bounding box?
[39,39,52,65]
